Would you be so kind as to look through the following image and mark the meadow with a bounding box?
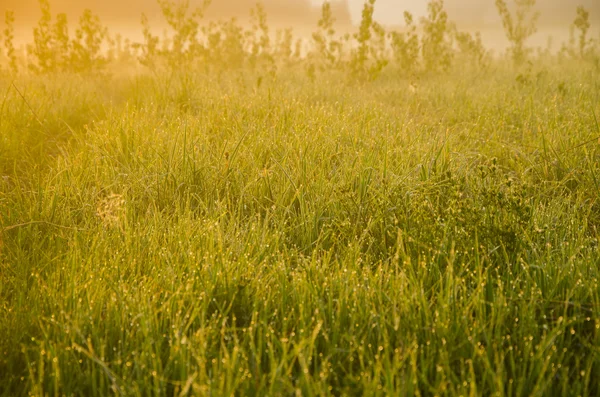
[1,0,600,395]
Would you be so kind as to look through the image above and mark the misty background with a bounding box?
[2,0,599,50]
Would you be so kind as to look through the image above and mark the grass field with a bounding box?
[1,1,600,395]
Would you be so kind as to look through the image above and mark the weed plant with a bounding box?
[1,0,600,395]
[3,11,18,75]
[389,11,420,75]
[494,0,540,66]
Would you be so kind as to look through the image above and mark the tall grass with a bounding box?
[1,0,600,395]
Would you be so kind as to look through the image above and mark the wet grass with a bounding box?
[1,64,600,395]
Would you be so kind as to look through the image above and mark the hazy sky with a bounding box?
[3,0,424,26]
[315,0,506,25]
[2,0,598,38]
[313,0,428,24]
[322,0,599,26]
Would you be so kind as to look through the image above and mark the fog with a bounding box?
[1,0,350,26]
[2,0,599,49]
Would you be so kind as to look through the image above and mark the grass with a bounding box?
[1,61,600,395]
